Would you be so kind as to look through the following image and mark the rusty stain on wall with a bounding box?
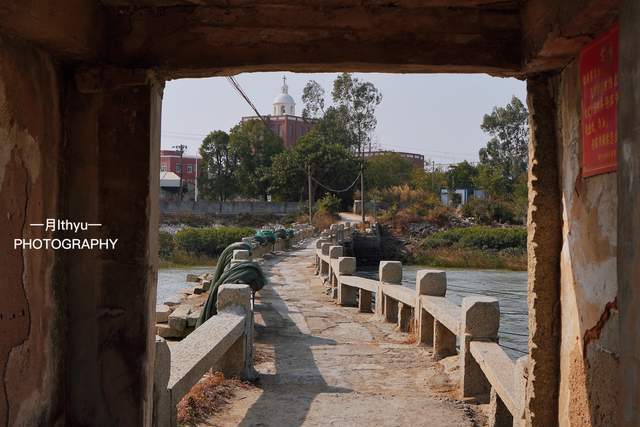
[583,298,617,358]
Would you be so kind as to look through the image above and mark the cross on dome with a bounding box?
[273,75,296,116]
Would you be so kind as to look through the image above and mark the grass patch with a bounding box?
[411,247,526,271]
[159,226,254,267]
[413,226,527,270]
[176,371,250,426]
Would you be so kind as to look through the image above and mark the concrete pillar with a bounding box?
[619,3,640,425]
[320,242,332,276]
[64,70,162,425]
[513,356,529,427]
[153,337,171,426]
[415,270,446,345]
[460,296,500,398]
[232,249,251,264]
[336,257,357,306]
[328,245,343,297]
[525,74,562,426]
[314,239,329,275]
[358,289,373,313]
[384,297,399,323]
[433,320,456,360]
[488,387,512,427]
[376,261,402,319]
[217,284,255,381]
[397,302,412,332]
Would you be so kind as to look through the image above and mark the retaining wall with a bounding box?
[160,200,304,216]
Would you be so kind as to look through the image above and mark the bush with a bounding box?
[174,226,255,258]
[422,226,526,251]
[315,193,341,215]
[371,185,452,231]
[159,231,175,259]
[461,198,519,225]
[312,211,335,231]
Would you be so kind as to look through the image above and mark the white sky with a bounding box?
[161,72,526,164]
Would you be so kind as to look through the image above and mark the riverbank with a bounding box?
[387,225,527,271]
[409,247,526,271]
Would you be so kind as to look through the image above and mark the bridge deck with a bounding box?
[210,243,478,426]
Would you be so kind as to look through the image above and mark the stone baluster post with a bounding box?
[376,261,402,321]
[320,242,332,276]
[314,239,329,274]
[460,296,500,397]
[231,249,251,266]
[512,355,529,427]
[328,245,343,298]
[415,270,446,345]
[336,257,358,306]
[153,337,171,427]
[217,284,256,381]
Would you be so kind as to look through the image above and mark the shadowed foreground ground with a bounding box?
[206,244,479,427]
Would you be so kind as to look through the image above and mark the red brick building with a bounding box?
[160,150,201,200]
[242,76,314,149]
[160,150,201,182]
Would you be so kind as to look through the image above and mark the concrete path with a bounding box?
[338,211,367,224]
[211,244,478,427]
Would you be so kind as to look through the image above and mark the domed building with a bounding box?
[242,76,314,149]
[272,77,296,116]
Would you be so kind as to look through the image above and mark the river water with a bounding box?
[156,267,212,305]
[356,266,528,359]
[158,264,528,359]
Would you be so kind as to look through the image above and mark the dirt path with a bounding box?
[208,244,479,427]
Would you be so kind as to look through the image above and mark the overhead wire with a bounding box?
[311,173,362,193]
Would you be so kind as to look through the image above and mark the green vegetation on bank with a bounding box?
[159,226,254,267]
[411,226,527,270]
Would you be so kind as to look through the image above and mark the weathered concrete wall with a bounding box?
[618,2,640,425]
[0,35,64,424]
[556,60,619,426]
[62,72,162,425]
[525,73,562,427]
[161,200,303,216]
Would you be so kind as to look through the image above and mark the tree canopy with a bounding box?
[364,152,414,190]
[478,95,529,189]
[198,130,238,202]
[230,120,284,200]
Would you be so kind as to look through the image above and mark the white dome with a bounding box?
[273,93,295,105]
[273,76,296,116]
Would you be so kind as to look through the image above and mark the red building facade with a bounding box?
[160,150,201,183]
[241,76,314,149]
[241,115,314,149]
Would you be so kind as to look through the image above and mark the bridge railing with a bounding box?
[153,284,255,427]
[315,246,528,426]
[153,224,314,426]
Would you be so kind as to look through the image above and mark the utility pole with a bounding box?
[173,144,187,201]
[431,160,435,192]
[360,151,365,225]
[308,165,313,224]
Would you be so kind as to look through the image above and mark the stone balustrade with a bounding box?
[315,231,528,427]
[153,224,315,426]
[153,284,255,427]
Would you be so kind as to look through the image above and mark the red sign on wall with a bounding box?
[580,24,619,177]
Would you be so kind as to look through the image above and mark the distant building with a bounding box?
[160,150,201,200]
[242,76,314,149]
[159,171,181,200]
[440,188,485,207]
[362,150,425,169]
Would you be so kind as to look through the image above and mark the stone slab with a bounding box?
[168,304,191,331]
[156,304,172,323]
[156,323,184,339]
